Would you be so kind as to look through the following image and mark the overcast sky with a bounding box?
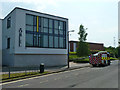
[0,0,119,47]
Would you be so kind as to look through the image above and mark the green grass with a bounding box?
[69,52,77,55]
[69,55,82,60]
[73,58,89,63]
[1,71,49,82]
[110,57,118,60]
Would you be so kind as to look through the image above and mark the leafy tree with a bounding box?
[77,24,90,57]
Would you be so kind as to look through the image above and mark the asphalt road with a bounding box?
[1,60,119,88]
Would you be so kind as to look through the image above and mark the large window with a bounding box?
[26,14,66,49]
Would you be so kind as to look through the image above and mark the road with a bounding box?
[1,60,119,88]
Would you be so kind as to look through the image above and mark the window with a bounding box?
[26,15,33,25]
[54,20,58,29]
[59,37,63,48]
[26,34,33,47]
[7,17,11,28]
[26,14,66,49]
[54,36,58,48]
[43,18,48,27]
[49,36,53,48]
[43,35,48,47]
[7,38,10,49]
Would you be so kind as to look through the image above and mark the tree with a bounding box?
[76,24,90,57]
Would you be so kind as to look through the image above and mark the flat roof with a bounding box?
[69,40,104,45]
[4,7,68,20]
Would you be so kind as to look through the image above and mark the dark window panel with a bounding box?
[54,20,58,29]
[43,28,48,33]
[59,37,63,48]
[49,36,53,48]
[33,16,37,25]
[54,29,58,35]
[43,18,48,27]
[59,21,63,29]
[26,25,33,32]
[49,28,53,34]
[26,15,33,25]
[54,36,58,48]
[43,35,48,47]
[49,19,53,28]
[26,33,33,47]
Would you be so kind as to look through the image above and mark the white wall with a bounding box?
[2,9,16,66]
[0,19,2,66]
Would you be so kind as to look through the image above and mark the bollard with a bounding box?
[40,63,44,73]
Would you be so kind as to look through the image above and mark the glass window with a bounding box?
[33,35,38,46]
[49,36,53,48]
[59,21,63,29]
[49,19,53,28]
[33,16,37,25]
[49,29,53,34]
[59,30,63,35]
[38,35,41,47]
[43,35,48,47]
[7,17,11,28]
[54,20,58,29]
[26,15,33,25]
[44,28,48,33]
[34,26,37,32]
[26,25,33,32]
[43,18,48,27]
[63,37,66,48]
[39,17,41,27]
[54,36,58,48]
[59,37,63,48]
[26,34,33,46]
[55,29,58,35]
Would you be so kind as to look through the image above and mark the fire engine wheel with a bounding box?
[92,64,96,67]
[108,60,111,65]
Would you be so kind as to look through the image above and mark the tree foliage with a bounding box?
[77,24,90,57]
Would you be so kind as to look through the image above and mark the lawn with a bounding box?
[1,71,49,82]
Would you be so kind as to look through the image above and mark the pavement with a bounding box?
[45,62,90,72]
[1,60,119,88]
[1,62,90,75]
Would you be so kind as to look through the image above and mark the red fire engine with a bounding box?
[89,51,110,67]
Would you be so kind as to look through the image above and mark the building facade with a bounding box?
[69,41,104,52]
[0,19,2,66]
[2,7,68,67]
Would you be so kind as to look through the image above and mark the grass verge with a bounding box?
[110,57,118,60]
[73,58,89,63]
[1,71,49,82]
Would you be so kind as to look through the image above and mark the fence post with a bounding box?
[8,66,10,79]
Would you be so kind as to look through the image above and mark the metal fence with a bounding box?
[2,65,42,79]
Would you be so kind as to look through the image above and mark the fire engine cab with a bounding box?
[89,51,110,67]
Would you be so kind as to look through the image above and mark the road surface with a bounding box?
[1,60,119,88]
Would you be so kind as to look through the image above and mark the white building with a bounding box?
[0,19,2,66]
[2,7,68,67]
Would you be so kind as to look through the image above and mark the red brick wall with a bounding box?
[69,41,104,52]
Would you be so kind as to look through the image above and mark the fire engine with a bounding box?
[89,51,110,67]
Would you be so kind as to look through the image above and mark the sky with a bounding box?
[0,0,119,47]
